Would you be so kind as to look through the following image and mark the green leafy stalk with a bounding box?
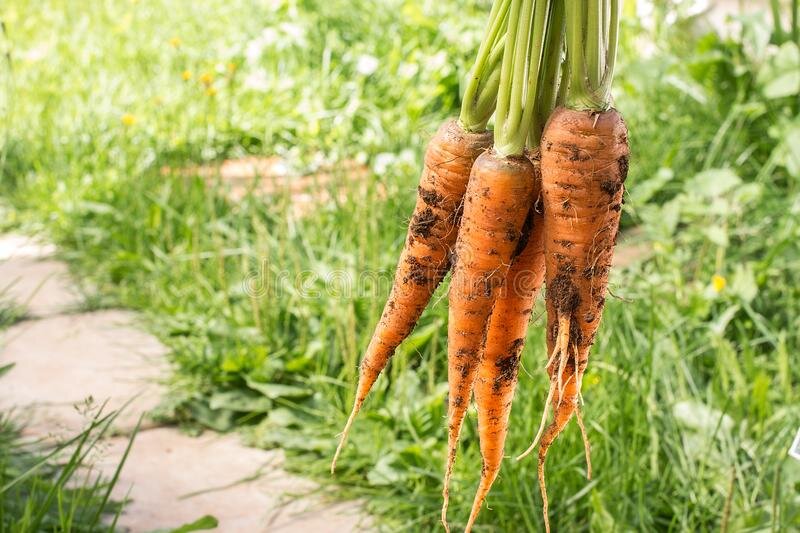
[770,0,785,42]
[494,0,551,156]
[459,0,512,132]
[565,0,620,111]
[530,0,565,146]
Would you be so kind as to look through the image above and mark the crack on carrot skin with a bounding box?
[566,144,590,161]
[569,318,584,348]
[555,181,579,190]
[512,208,535,258]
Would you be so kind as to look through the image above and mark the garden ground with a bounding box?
[1,0,799,531]
[0,232,364,531]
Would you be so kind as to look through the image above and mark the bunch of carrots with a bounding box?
[332,1,629,531]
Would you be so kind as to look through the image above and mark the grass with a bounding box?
[0,298,132,532]
[0,408,134,533]
[1,0,799,531]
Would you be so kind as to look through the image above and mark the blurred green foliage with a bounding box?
[0,0,798,531]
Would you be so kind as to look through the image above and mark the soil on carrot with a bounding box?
[549,269,580,314]
[410,207,439,238]
[419,187,444,208]
[403,256,435,287]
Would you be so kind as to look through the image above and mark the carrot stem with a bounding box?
[495,0,551,156]
[770,0,785,42]
[530,0,565,145]
[564,0,619,111]
[460,0,511,132]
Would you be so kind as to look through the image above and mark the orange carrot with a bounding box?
[526,106,629,532]
[441,150,535,528]
[465,151,545,532]
[331,120,492,473]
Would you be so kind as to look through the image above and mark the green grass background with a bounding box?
[1,0,799,531]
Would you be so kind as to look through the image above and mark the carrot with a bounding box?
[462,1,565,528]
[442,149,534,530]
[533,103,628,533]
[331,120,492,473]
[515,2,628,531]
[464,152,545,532]
[441,0,548,529]
[331,0,514,473]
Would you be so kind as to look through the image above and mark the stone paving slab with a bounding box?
[0,310,167,435]
[0,232,368,532]
[0,233,57,260]
[0,233,82,317]
[96,428,365,533]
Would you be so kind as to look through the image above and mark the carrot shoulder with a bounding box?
[331,120,492,473]
[441,149,534,528]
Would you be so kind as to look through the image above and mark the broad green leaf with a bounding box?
[244,377,312,399]
[672,400,733,434]
[739,12,771,63]
[629,167,673,206]
[686,169,741,197]
[703,225,728,247]
[763,71,800,99]
[731,263,758,303]
[366,455,405,486]
[208,390,272,412]
[189,403,235,432]
[758,42,800,99]
[396,321,440,357]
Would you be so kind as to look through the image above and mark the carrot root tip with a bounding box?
[538,447,551,533]
[516,381,554,462]
[331,398,363,474]
[576,406,592,480]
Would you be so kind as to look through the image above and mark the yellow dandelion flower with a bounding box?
[712,274,726,293]
[227,62,237,73]
[181,70,192,81]
[169,36,182,48]
[121,113,137,126]
[205,86,218,97]
[199,72,214,86]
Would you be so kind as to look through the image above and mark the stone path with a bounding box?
[0,233,365,533]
